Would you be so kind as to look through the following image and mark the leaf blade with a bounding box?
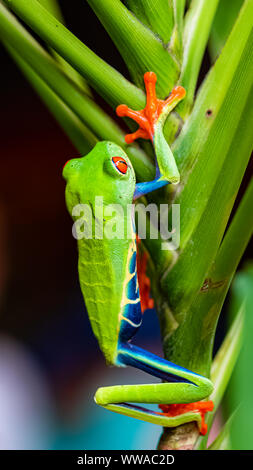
[228,265,253,450]
[179,0,220,115]
[6,43,97,154]
[0,1,153,180]
[209,0,244,62]
[86,0,179,97]
[38,0,91,94]
[3,0,145,108]
[195,302,244,449]
[124,0,175,44]
[161,0,253,314]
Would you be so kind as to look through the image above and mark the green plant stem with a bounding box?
[196,302,244,450]
[196,306,244,449]
[179,0,220,116]
[207,411,235,450]
[86,0,179,96]
[159,298,244,450]
[124,0,175,44]
[161,0,253,315]
[160,176,252,450]
[173,0,186,34]
[195,201,253,450]
[228,266,253,450]
[6,43,97,154]
[209,0,244,62]
[38,0,90,94]
[163,175,253,377]
[3,0,145,108]
[211,307,244,416]
[170,0,186,59]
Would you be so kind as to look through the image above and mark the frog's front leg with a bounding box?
[116,72,185,199]
[95,343,213,435]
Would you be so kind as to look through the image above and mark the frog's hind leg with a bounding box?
[95,343,213,435]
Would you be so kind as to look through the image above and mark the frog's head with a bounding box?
[63,141,136,215]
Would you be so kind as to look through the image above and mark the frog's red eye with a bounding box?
[112,156,128,174]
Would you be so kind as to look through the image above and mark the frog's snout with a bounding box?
[63,159,71,172]
[62,157,83,180]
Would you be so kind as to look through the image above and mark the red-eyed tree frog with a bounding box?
[63,73,214,435]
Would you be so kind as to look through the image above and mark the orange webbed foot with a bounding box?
[158,400,214,436]
[116,72,186,144]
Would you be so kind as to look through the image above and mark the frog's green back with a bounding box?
[63,142,136,364]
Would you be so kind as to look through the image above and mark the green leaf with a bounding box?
[228,265,253,450]
[38,0,91,94]
[124,0,174,44]
[207,412,235,450]
[173,0,186,31]
[161,0,253,315]
[209,0,244,62]
[86,0,179,97]
[125,0,186,60]
[37,0,60,17]
[170,0,186,60]
[195,302,244,449]
[179,0,220,116]
[0,1,153,181]
[6,43,97,154]
[3,0,145,108]
[192,179,252,450]
[162,175,253,376]
[211,306,244,414]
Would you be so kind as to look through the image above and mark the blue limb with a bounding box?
[116,342,199,385]
[133,177,169,200]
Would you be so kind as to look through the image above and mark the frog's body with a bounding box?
[63,73,214,435]
[64,142,137,364]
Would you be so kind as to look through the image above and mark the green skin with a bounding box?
[63,97,213,431]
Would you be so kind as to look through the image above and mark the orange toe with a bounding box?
[116,72,186,145]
